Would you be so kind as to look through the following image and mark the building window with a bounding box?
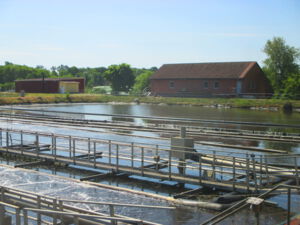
[249,81,256,89]
[203,81,209,89]
[169,81,175,89]
[214,81,219,89]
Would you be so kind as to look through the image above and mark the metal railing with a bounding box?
[0,185,174,225]
[0,128,300,193]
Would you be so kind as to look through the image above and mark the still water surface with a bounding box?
[41,103,300,126]
[38,103,300,153]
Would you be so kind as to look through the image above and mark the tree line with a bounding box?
[0,37,299,99]
[0,62,157,95]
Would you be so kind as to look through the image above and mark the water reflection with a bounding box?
[38,104,300,128]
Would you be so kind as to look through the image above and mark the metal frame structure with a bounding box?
[0,128,299,194]
[0,185,173,225]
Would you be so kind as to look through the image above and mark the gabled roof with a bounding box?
[150,61,257,80]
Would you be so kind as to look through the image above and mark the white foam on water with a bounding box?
[0,165,180,224]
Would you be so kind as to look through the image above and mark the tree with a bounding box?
[263,37,300,96]
[131,71,153,95]
[282,73,300,99]
[0,63,51,91]
[56,65,70,76]
[50,66,58,77]
[104,64,135,93]
[0,63,50,83]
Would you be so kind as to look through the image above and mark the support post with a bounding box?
[233,156,236,191]
[246,154,250,192]
[73,216,79,225]
[131,142,134,168]
[255,211,260,225]
[199,154,202,183]
[73,139,76,164]
[88,138,91,161]
[23,209,28,225]
[168,150,172,180]
[37,196,41,225]
[141,147,144,176]
[155,144,159,171]
[265,156,269,185]
[108,140,112,165]
[54,135,57,161]
[287,187,291,225]
[36,133,39,157]
[20,131,23,155]
[6,131,9,152]
[294,157,299,186]
[251,154,258,193]
[0,204,4,225]
[109,205,116,225]
[116,144,119,173]
[0,128,2,146]
[212,150,216,180]
[59,199,63,225]
[51,133,54,156]
[0,187,4,201]
[53,198,57,225]
[16,208,21,225]
[9,133,12,146]
[69,136,72,159]
[93,142,96,168]
[259,155,263,188]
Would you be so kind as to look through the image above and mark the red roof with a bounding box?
[151,62,257,80]
[16,77,84,82]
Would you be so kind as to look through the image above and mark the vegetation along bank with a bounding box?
[0,93,299,112]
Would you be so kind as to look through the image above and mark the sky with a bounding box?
[0,0,299,69]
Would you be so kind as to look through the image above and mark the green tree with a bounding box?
[104,64,135,93]
[263,37,300,96]
[282,73,300,99]
[0,63,51,83]
[56,65,70,76]
[131,71,153,95]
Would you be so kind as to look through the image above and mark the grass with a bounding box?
[0,92,299,110]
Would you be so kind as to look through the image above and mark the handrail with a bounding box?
[0,185,173,210]
[59,199,175,209]
[1,127,300,193]
[1,127,300,159]
[0,185,164,225]
[23,207,145,223]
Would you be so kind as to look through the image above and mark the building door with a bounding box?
[236,80,242,95]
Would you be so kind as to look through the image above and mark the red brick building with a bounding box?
[150,62,272,98]
[15,77,85,93]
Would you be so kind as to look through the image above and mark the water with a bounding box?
[40,103,300,127]
[0,165,294,225]
[1,103,300,224]
[10,103,300,153]
[0,165,176,224]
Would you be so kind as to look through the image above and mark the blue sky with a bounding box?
[0,0,299,68]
